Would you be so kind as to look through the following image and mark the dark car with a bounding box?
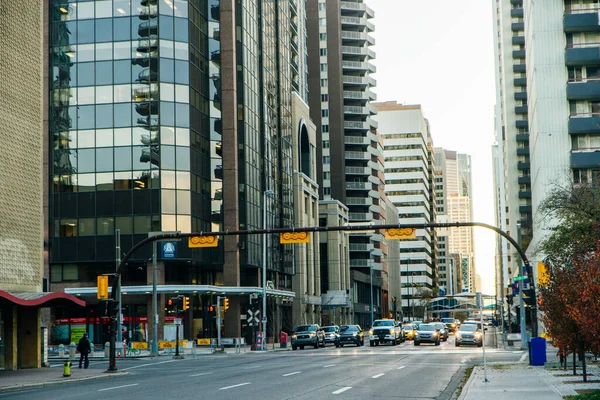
[321,325,340,346]
[335,325,364,347]
[434,322,449,341]
[441,317,458,332]
[414,323,441,346]
[455,324,483,347]
[291,324,325,350]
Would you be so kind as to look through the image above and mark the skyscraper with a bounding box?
[48,0,307,344]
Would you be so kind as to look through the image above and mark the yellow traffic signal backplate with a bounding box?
[384,228,416,240]
[188,235,219,248]
[280,231,310,244]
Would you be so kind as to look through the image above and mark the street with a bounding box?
[3,329,526,400]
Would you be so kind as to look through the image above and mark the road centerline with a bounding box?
[219,382,251,390]
[332,387,352,395]
[323,364,335,368]
[189,372,213,377]
[98,383,139,392]
[397,366,406,370]
[283,371,302,376]
[372,373,385,379]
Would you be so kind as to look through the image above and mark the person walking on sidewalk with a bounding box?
[77,332,91,369]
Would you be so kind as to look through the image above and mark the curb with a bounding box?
[0,371,129,393]
[457,366,478,400]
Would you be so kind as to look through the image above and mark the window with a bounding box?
[323,172,331,180]
[321,94,328,102]
[318,3,326,11]
[320,48,327,56]
[320,64,327,72]
[322,125,329,133]
[51,264,79,283]
[319,33,327,41]
[319,18,326,26]
[323,156,330,164]
[324,187,331,195]
[321,109,329,117]
[323,140,329,148]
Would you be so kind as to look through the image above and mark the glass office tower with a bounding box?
[48,0,299,342]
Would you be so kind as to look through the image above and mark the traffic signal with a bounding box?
[168,298,174,307]
[97,276,108,299]
[223,297,229,311]
[183,296,190,311]
[107,299,119,318]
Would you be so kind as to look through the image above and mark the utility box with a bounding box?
[530,337,547,366]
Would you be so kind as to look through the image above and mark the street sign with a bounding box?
[174,318,182,325]
[247,310,259,326]
[262,316,267,323]
[514,276,527,281]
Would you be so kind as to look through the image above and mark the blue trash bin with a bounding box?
[530,337,547,366]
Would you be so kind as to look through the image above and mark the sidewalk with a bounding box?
[0,366,127,392]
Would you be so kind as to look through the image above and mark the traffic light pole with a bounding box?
[152,241,158,357]
[216,296,222,348]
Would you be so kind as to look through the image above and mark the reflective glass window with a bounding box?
[78,87,94,104]
[114,103,132,127]
[114,128,132,146]
[113,18,131,41]
[160,83,174,102]
[95,0,113,18]
[96,172,114,190]
[132,146,151,169]
[176,146,189,170]
[115,216,133,234]
[160,102,174,126]
[160,40,174,59]
[96,61,113,85]
[176,171,190,189]
[96,105,113,129]
[177,190,190,214]
[113,42,131,60]
[114,146,132,170]
[159,0,174,15]
[160,145,175,169]
[175,103,189,127]
[114,84,132,102]
[97,217,114,235]
[162,170,176,188]
[96,18,113,42]
[161,214,176,231]
[78,62,95,86]
[176,128,189,146]
[96,86,113,103]
[159,15,173,40]
[177,215,191,233]
[161,190,176,213]
[96,129,113,147]
[78,105,95,129]
[77,173,96,192]
[174,18,188,42]
[78,20,95,43]
[78,44,95,62]
[59,219,78,236]
[161,126,175,144]
[114,61,131,84]
[113,0,131,16]
[77,2,95,19]
[174,60,188,84]
[134,216,151,234]
[175,85,189,103]
[96,43,113,61]
[114,171,132,189]
[160,58,175,82]
[174,42,188,60]
[79,218,96,236]
[173,0,187,18]
[78,149,96,173]
[78,130,95,148]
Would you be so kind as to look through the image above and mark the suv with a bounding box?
[369,319,404,346]
[455,323,483,347]
[321,325,340,346]
[414,323,441,346]
[291,324,325,350]
[441,317,458,332]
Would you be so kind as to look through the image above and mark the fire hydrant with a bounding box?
[63,360,71,377]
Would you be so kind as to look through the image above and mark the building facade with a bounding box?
[374,102,436,320]
[48,0,309,345]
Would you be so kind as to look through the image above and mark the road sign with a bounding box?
[514,276,527,281]
[247,310,260,326]
[174,318,182,325]
[262,316,267,323]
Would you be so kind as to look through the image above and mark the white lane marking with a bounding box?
[189,372,213,377]
[121,359,178,371]
[219,382,251,390]
[323,364,335,368]
[513,351,523,354]
[519,352,528,363]
[460,358,469,364]
[283,371,302,376]
[359,363,373,366]
[98,383,139,392]
[372,373,384,379]
[397,366,406,370]
[332,387,353,395]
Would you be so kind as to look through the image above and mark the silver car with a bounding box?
[414,323,441,346]
[455,324,483,347]
[321,325,340,346]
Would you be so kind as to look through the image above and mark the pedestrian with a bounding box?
[77,332,91,369]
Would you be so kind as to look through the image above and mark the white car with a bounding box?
[369,319,404,346]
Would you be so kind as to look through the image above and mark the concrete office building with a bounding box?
[374,102,436,320]
[307,0,386,327]
[492,0,533,299]
[0,0,83,370]
[48,0,309,346]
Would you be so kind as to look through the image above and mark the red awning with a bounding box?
[0,290,86,308]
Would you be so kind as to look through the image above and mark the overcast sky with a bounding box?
[365,0,497,294]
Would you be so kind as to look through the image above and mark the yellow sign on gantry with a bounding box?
[280,231,310,244]
[188,235,219,248]
[384,228,416,240]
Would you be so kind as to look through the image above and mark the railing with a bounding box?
[343,90,368,99]
[342,45,369,55]
[345,135,369,144]
[572,147,600,152]
[345,150,368,159]
[567,77,600,83]
[345,166,370,174]
[569,112,600,118]
[341,1,366,11]
[342,31,367,40]
[341,16,367,25]
[566,42,600,49]
[346,181,370,190]
[343,76,369,85]
[564,6,600,14]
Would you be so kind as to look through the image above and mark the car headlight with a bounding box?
[433,332,438,336]
[389,329,395,334]
[292,334,297,339]
[309,332,315,337]
[352,332,357,337]
[456,333,461,339]
[369,329,374,335]
[475,332,482,338]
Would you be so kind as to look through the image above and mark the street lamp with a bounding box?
[262,189,274,349]
[369,249,375,327]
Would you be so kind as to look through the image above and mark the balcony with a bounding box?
[346,181,371,190]
[564,9,600,33]
[512,36,525,45]
[516,133,529,141]
[514,91,528,101]
[342,45,370,58]
[514,77,527,87]
[343,90,369,100]
[519,191,531,199]
[519,205,532,213]
[341,1,366,12]
[518,176,531,184]
[345,151,369,160]
[138,21,158,37]
[346,197,373,206]
[350,259,370,268]
[517,162,530,170]
[511,8,524,18]
[341,31,374,45]
[567,80,600,100]
[565,46,600,66]
[510,0,522,4]
[348,212,373,221]
[342,60,369,72]
[345,166,371,175]
[517,147,530,155]
[344,105,369,115]
[345,135,370,145]
[515,119,528,129]
[569,114,600,134]
[512,22,525,31]
[344,121,370,131]
[513,64,526,73]
[571,150,600,168]
[515,105,528,114]
[343,75,369,86]
[513,49,526,59]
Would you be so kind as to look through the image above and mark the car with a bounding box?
[335,325,364,347]
[462,320,484,331]
[369,319,404,346]
[413,323,441,346]
[291,324,325,350]
[412,320,423,329]
[434,322,449,341]
[455,323,483,347]
[321,325,340,346]
[441,317,459,332]
[402,323,417,340]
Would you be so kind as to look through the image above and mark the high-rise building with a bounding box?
[0,0,83,370]
[48,0,308,345]
[491,0,532,299]
[307,0,384,327]
[434,148,456,295]
[374,102,436,319]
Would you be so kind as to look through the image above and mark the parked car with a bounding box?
[335,325,364,347]
[441,317,458,332]
[369,319,404,346]
[402,323,417,340]
[321,325,340,346]
[434,322,449,341]
[414,323,441,346]
[291,324,325,350]
[455,323,483,347]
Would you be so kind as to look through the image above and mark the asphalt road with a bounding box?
[8,328,523,400]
